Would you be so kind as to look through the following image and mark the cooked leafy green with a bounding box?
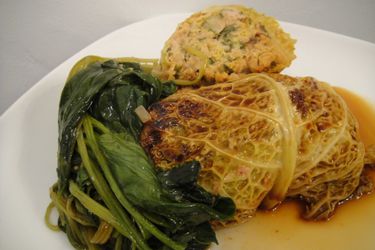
[57,59,175,192]
[49,57,235,250]
[97,121,234,249]
[58,61,121,192]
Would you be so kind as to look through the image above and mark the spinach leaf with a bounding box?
[172,222,217,249]
[97,130,235,248]
[157,161,235,219]
[57,60,175,193]
[58,61,122,192]
[158,161,216,204]
[91,73,176,136]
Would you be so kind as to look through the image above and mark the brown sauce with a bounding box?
[334,87,375,146]
[212,87,375,250]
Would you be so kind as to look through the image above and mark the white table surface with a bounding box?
[1,0,374,115]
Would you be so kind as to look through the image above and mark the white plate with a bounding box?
[1,13,375,250]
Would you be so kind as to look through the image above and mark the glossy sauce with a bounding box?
[212,87,375,250]
[334,87,375,146]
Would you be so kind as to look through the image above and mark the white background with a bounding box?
[1,0,374,115]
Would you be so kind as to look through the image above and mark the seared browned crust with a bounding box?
[141,73,366,225]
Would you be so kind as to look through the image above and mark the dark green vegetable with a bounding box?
[58,60,175,192]
[98,131,235,248]
[58,61,121,192]
[157,161,235,220]
[49,58,235,250]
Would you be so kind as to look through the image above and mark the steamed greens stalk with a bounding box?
[49,58,235,250]
[81,116,185,250]
[78,114,234,249]
[76,128,150,249]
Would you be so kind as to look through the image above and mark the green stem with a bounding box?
[65,216,86,249]
[87,116,110,134]
[114,235,123,250]
[66,197,97,227]
[69,181,130,238]
[83,116,186,250]
[81,227,101,250]
[45,201,60,231]
[137,221,151,240]
[76,128,150,250]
